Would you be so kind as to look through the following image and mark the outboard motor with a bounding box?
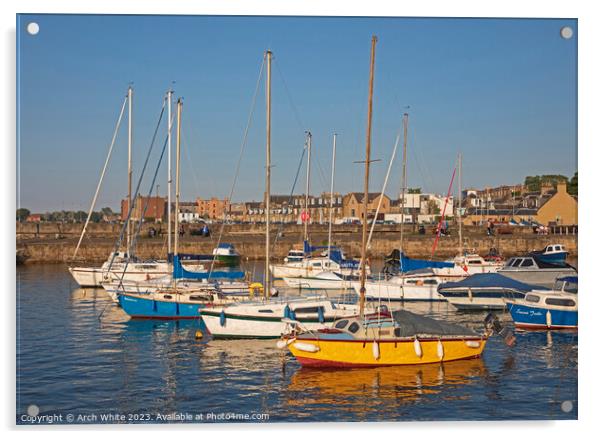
[485,313,516,347]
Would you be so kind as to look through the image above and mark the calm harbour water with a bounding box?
[16,263,577,423]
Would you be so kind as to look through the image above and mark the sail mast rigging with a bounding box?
[359,35,377,319]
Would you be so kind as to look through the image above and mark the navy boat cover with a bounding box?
[438,273,546,292]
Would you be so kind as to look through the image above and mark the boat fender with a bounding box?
[465,340,481,348]
[284,304,291,319]
[546,310,552,328]
[318,307,325,323]
[276,338,295,349]
[437,339,444,360]
[372,340,380,360]
[293,342,320,353]
[289,309,296,321]
[414,337,422,358]
[219,310,226,327]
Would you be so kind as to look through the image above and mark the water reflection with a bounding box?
[286,359,486,412]
[17,264,578,421]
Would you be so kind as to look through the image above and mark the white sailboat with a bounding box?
[272,133,368,287]
[68,88,207,287]
[201,50,361,338]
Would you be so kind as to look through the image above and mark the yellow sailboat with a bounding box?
[284,35,493,368]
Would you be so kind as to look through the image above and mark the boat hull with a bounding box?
[496,268,576,289]
[215,254,241,266]
[288,336,487,367]
[351,280,444,302]
[438,289,526,310]
[506,302,577,330]
[282,275,352,290]
[118,293,204,319]
[201,311,342,339]
[69,266,173,287]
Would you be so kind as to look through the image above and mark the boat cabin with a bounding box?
[543,244,567,255]
[503,256,539,269]
[284,249,305,263]
[522,292,577,311]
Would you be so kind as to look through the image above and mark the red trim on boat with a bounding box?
[295,354,482,368]
[514,323,577,330]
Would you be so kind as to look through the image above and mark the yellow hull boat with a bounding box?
[287,334,487,368]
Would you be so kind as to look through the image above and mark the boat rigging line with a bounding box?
[207,55,266,277]
[71,94,128,264]
[365,115,404,250]
[104,96,167,285]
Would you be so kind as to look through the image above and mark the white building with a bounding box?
[178,211,202,223]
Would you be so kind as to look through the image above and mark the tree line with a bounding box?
[16,207,116,223]
[524,172,577,195]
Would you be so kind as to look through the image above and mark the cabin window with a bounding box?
[163,294,173,300]
[294,306,324,315]
[520,259,534,267]
[258,309,274,313]
[545,298,576,307]
[348,322,360,333]
[406,280,417,284]
[525,295,540,303]
[189,295,211,301]
[394,328,402,337]
[564,283,578,294]
[312,262,322,268]
[511,259,522,267]
[335,320,349,329]
[424,279,438,285]
[469,260,482,265]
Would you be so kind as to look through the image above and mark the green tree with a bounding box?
[16,208,30,222]
[407,187,421,194]
[90,212,102,223]
[568,172,578,195]
[425,200,440,215]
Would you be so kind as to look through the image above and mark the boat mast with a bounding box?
[303,131,312,242]
[167,89,173,259]
[359,36,377,319]
[327,133,337,259]
[265,50,272,300]
[458,152,463,254]
[127,85,133,256]
[399,113,408,266]
[174,98,183,267]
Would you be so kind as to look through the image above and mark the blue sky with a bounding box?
[17,15,577,212]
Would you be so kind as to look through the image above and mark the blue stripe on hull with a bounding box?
[507,303,577,329]
[118,294,203,319]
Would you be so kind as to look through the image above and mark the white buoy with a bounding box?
[465,340,481,348]
[546,310,552,328]
[372,340,380,360]
[414,337,422,358]
[276,339,288,349]
[437,340,444,360]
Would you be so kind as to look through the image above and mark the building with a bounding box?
[179,201,201,223]
[342,193,391,220]
[121,196,166,222]
[535,182,577,225]
[461,182,577,226]
[240,193,344,224]
[197,197,230,220]
[419,194,454,217]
